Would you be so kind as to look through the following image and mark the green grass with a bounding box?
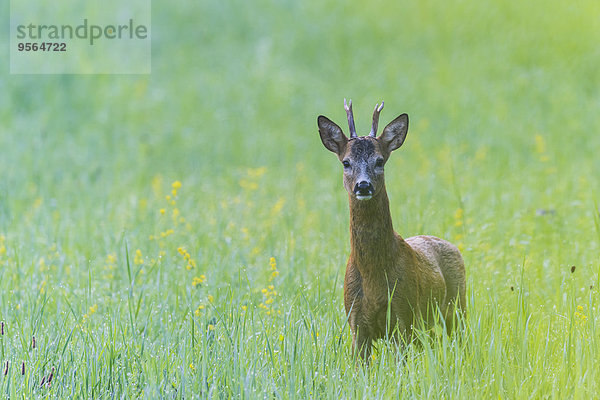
[1,0,600,398]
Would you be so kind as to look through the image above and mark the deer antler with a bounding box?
[369,102,384,137]
[344,98,357,139]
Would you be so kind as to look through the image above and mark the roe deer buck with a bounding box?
[318,99,466,360]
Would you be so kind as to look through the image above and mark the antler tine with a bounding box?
[369,101,384,137]
[344,98,357,138]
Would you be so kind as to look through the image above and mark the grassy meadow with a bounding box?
[1,0,600,398]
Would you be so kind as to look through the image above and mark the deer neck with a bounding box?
[348,185,401,271]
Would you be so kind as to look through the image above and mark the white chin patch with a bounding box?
[356,195,373,201]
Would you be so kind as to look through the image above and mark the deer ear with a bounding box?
[379,114,408,153]
[318,115,348,156]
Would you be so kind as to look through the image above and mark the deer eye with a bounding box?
[375,158,384,168]
[342,160,351,169]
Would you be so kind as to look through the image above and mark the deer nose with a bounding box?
[354,181,374,198]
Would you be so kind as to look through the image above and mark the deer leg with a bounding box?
[353,329,372,361]
[390,318,410,350]
[444,299,466,336]
[444,302,456,335]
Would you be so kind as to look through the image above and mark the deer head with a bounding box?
[318,99,409,200]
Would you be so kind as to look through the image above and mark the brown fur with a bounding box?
[318,108,466,360]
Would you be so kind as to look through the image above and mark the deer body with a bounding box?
[318,100,466,359]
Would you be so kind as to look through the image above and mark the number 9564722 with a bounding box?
[17,42,66,51]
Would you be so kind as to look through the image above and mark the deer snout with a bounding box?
[354,181,374,200]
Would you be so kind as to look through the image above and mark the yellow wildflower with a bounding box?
[160,229,174,238]
[239,179,258,191]
[246,167,267,178]
[534,134,550,162]
[270,197,285,216]
[134,249,144,265]
[151,174,163,197]
[195,305,205,316]
[33,197,43,209]
[574,305,588,326]
[454,208,463,227]
[192,276,204,287]
[534,134,546,154]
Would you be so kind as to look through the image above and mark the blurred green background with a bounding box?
[1,0,599,397]
[2,0,599,287]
